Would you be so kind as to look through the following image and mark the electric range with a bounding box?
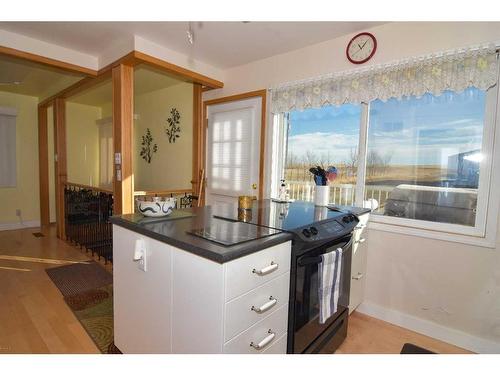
[215,199,363,353]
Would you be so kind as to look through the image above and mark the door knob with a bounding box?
[252,183,257,190]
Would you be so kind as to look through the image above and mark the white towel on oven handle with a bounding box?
[318,247,343,324]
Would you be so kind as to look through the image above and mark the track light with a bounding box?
[187,22,194,45]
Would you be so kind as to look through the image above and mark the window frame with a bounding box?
[272,64,500,248]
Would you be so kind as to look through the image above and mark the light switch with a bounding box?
[133,239,148,272]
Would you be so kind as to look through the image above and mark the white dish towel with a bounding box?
[318,248,343,324]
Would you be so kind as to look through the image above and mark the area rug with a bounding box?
[46,262,120,354]
[46,261,113,297]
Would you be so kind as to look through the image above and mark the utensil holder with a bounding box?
[314,185,330,206]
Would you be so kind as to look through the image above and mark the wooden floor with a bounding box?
[0,225,470,354]
[336,312,471,354]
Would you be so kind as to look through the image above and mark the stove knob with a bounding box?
[310,226,318,235]
[342,216,350,223]
[302,228,311,238]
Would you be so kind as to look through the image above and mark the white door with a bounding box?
[206,97,262,214]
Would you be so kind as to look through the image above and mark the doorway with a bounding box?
[204,91,266,212]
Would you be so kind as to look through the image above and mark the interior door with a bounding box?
[206,97,262,213]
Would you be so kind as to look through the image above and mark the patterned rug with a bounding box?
[46,262,120,354]
[46,261,113,297]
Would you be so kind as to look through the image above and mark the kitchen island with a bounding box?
[110,205,293,354]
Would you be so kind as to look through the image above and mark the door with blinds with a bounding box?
[205,97,262,213]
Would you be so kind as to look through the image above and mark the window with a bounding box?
[277,87,497,241]
[366,88,487,229]
[0,108,17,188]
[284,104,362,204]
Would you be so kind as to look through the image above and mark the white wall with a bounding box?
[203,22,500,352]
[204,22,500,100]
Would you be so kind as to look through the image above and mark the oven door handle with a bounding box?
[298,238,353,267]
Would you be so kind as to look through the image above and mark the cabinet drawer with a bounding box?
[223,304,288,354]
[225,272,290,342]
[224,241,291,301]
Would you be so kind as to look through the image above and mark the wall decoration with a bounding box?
[165,108,181,143]
[140,128,158,163]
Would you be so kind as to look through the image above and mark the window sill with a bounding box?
[367,219,496,249]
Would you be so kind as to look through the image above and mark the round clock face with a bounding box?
[346,32,377,64]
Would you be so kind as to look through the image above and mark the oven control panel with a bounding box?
[295,214,358,242]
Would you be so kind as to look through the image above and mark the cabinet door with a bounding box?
[349,213,369,313]
[113,225,173,353]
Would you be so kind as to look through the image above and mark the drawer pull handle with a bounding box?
[250,329,275,350]
[252,261,278,276]
[251,296,277,313]
[355,238,366,244]
[352,272,364,280]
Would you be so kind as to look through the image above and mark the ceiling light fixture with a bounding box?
[186,22,194,45]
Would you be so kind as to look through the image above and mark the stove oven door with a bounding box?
[292,237,353,353]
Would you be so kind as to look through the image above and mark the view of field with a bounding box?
[283,88,485,221]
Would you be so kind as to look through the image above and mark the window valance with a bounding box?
[270,44,499,113]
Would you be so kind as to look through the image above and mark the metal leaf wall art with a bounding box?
[165,108,181,143]
[140,128,158,163]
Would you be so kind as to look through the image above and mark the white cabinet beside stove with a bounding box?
[113,224,292,354]
[349,212,370,313]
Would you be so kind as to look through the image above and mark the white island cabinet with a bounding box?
[113,225,292,354]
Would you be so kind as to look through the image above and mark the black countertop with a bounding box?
[110,206,294,264]
[110,200,371,264]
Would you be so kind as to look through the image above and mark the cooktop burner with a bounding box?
[187,219,282,247]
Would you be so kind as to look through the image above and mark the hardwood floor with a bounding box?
[0,225,105,354]
[336,312,471,354]
[0,225,470,354]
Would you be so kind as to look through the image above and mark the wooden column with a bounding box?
[38,105,50,226]
[192,83,204,205]
[112,64,134,215]
[53,98,67,239]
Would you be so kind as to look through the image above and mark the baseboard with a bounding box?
[0,220,41,231]
[356,301,500,354]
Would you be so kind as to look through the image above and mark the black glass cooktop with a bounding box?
[214,200,351,232]
[187,219,282,247]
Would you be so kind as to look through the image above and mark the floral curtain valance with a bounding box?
[270,44,499,113]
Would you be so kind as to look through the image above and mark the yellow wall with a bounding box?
[66,102,101,187]
[133,82,193,191]
[0,91,40,225]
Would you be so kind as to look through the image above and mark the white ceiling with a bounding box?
[0,22,385,69]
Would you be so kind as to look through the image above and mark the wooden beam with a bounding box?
[97,51,137,75]
[53,99,67,239]
[38,105,50,226]
[0,45,97,76]
[192,83,203,204]
[133,51,224,89]
[112,64,134,215]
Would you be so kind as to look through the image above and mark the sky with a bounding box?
[287,88,486,166]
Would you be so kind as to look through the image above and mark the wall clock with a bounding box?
[346,32,377,64]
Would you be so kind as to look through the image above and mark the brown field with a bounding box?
[285,165,448,185]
